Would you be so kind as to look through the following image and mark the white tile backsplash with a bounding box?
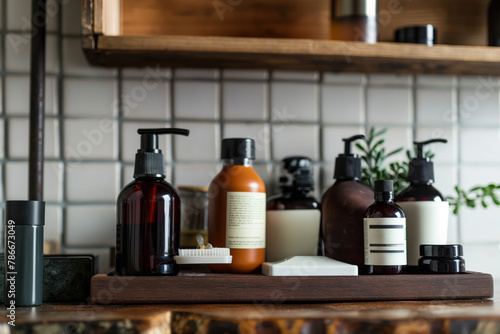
[321,85,364,124]
[460,128,500,163]
[122,80,170,120]
[271,82,318,121]
[272,124,319,160]
[66,163,119,202]
[272,71,319,82]
[65,205,115,246]
[8,118,60,159]
[63,79,117,117]
[64,119,118,160]
[5,34,59,73]
[416,88,456,125]
[459,88,500,126]
[63,37,116,77]
[174,122,218,161]
[2,0,500,279]
[5,161,62,202]
[367,87,412,125]
[223,82,267,120]
[174,81,219,119]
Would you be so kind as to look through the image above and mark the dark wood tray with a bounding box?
[90,271,494,304]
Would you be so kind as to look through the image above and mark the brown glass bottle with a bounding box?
[115,128,189,276]
[322,135,374,274]
[364,180,406,275]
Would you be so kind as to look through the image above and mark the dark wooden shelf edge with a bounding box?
[90,272,494,304]
[82,35,500,76]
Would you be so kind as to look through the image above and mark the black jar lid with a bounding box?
[395,25,436,46]
[420,244,463,258]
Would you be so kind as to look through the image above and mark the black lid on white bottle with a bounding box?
[334,134,365,180]
[408,139,447,183]
[221,138,255,160]
[134,128,190,178]
[279,156,314,191]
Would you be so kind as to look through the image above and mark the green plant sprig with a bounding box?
[357,127,500,215]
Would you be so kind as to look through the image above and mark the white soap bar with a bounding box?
[261,256,358,276]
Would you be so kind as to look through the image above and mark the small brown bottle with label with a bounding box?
[364,180,406,275]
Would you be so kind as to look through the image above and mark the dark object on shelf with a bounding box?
[0,255,98,302]
[418,244,466,274]
[395,25,436,46]
[489,0,500,46]
[90,271,493,304]
[4,201,45,306]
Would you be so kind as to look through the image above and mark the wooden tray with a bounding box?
[90,271,494,304]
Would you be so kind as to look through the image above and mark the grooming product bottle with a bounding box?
[364,180,406,275]
[208,138,266,273]
[4,200,45,306]
[331,0,377,43]
[266,156,321,262]
[115,128,189,276]
[321,135,374,274]
[489,0,500,46]
[396,139,449,268]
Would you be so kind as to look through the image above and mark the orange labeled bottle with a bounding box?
[208,138,266,273]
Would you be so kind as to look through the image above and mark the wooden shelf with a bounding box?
[83,35,500,75]
[82,0,500,75]
[90,271,494,304]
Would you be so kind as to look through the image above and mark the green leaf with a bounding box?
[384,147,404,159]
[491,193,500,205]
[481,199,488,208]
[355,142,369,155]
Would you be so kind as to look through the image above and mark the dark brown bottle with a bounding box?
[321,135,374,274]
[116,128,189,276]
[364,180,406,275]
[266,156,321,262]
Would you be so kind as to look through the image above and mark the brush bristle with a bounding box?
[178,248,230,257]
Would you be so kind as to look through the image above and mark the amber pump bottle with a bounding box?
[396,139,449,269]
[322,135,374,274]
[116,128,189,276]
[208,138,266,273]
[364,180,406,275]
[266,156,321,262]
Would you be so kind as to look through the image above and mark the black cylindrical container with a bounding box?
[4,200,45,306]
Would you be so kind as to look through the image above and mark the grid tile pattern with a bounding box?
[1,0,500,275]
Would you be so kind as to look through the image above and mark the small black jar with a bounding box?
[418,244,465,274]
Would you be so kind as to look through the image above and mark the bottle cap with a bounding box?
[5,200,45,226]
[374,180,393,193]
[334,135,365,180]
[395,25,436,46]
[420,244,463,258]
[134,128,190,178]
[408,139,447,184]
[279,156,314,191]
[221,138,255,160]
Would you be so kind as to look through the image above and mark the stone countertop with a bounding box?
[2,298,500,333]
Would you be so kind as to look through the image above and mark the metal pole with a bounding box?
[29,0,46,201]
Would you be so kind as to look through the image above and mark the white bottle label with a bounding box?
[226,192,266,249]
[396,201,449,266]
[364,217,407,266]
[265,210,321,262]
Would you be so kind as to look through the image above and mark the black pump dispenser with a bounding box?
[279,156,314,191]
[134,128,189,178]
[334,135,365,180]
[408,139,447,183]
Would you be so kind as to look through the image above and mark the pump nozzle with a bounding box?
[134,128,190,178]
[343,135,365,156]
[408,138,447,184]
[414,138,447,159]
[334,134,365,180]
